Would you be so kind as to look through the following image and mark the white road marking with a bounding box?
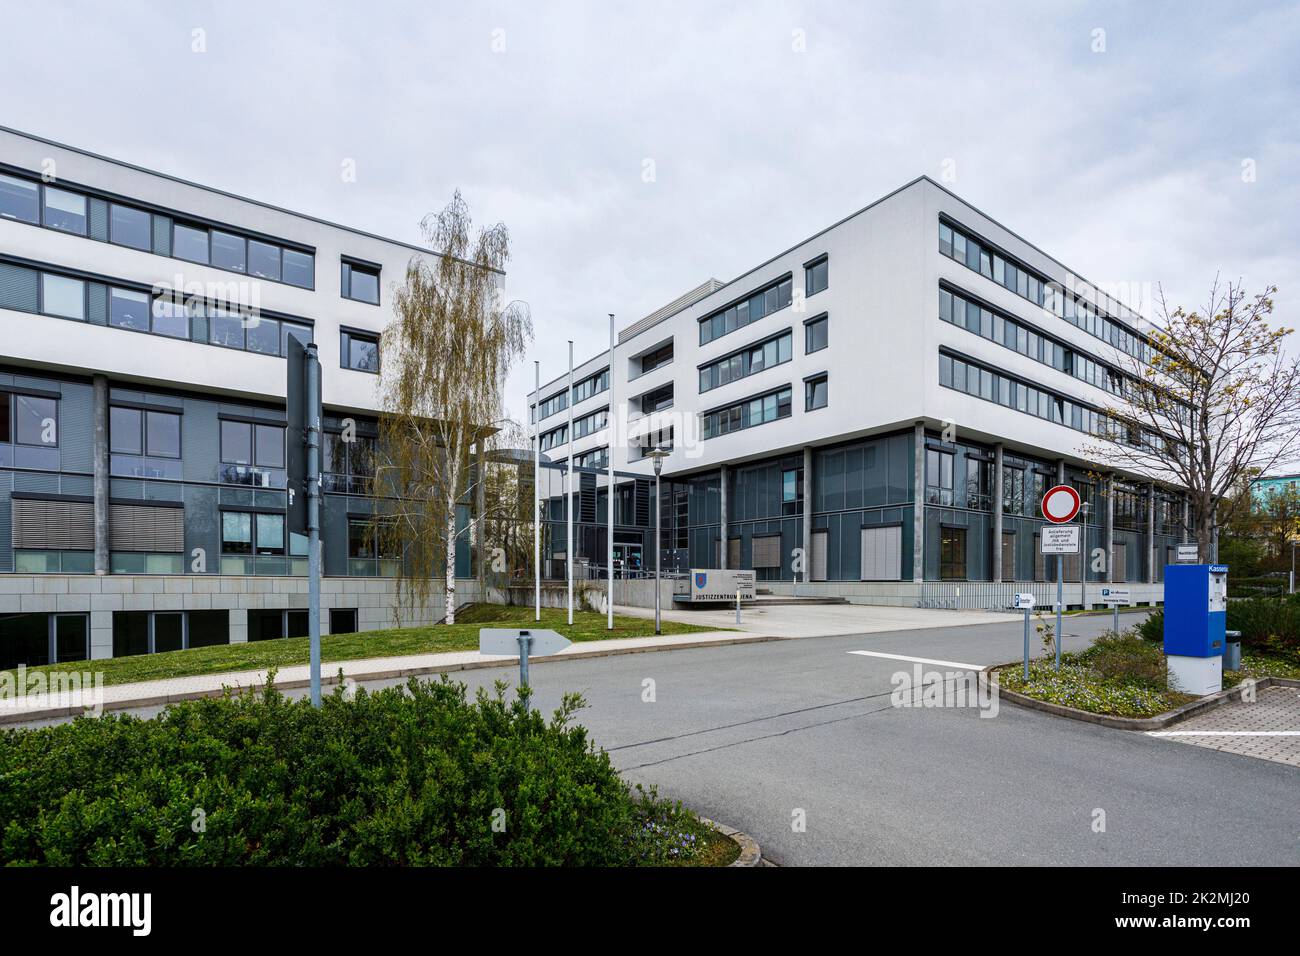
[1147,731,1300,737]
[847,650,984,670]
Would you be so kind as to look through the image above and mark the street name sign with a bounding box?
[1176,544,1199,562]
[1040,525,1080,554]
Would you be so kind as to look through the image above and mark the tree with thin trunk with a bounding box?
[377,192,531,625]
[1085,279,1300,562]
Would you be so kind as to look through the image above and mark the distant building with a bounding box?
[1251,474,1300,505]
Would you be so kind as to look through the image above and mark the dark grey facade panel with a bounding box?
[0,262,38,312]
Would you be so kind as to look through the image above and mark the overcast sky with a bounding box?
[2,0,1297,425]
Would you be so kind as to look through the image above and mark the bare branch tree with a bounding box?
[1084,278,1300,561]
[377,192,531,624]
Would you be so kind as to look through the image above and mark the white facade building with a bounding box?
[531,176,1186,605]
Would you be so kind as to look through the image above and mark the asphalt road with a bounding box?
[29,612,1300,866]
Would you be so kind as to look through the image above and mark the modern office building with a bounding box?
[530,176,1189,607]
[0,127,491,668]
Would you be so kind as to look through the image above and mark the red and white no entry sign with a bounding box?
[1041,484,1081,523]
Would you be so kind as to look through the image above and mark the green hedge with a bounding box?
[0,677,709,866]
[1139,594,1300,660]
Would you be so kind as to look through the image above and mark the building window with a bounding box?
[342,260,381,304]
[805,374,828,411]
[926,448,954,506]
[701,386,792,439]
[220,420,285,483]
[540,424,567,452]
[804,256,828,297]
[209,307,246,349]
[42,187,86,235]
[341,328,380,372]
[112,610,229,657]
[282,249,314,288]
[639,382,674,414]
[782,467,804,516]
[698,275,794,346]
[534,390,567,421]
[940,527,967,580]
[330,608,359,635]
[41,274,85,321]
[110,203,152,251]
[14,395,57,447]
[248,240,281,280]
[109,287,150,332]
[150,297,191,339]
[0,173,40,224]
[348,518,399,575]
[173,222,209,264]
[805,315,827,353]
[639,342,674,375]
[1003,466,1025,515]
[221,511,252,554]
[636,426,674,459]
[571,368,609,404]
[110,407,181,459]
[211,230,247,273]
[699,331,793,392]
[323,429,376,493]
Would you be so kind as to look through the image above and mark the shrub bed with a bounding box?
[997,631,1196,718]
[0,677,727,867]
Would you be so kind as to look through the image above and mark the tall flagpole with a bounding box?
[566,341,574,626]
[607,314,615,631]
[533,360,540,622]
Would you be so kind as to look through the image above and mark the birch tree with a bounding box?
[377,192,531,624]
[1085,279,1300,561]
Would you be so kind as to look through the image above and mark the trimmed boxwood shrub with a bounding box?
[0,677,708,866]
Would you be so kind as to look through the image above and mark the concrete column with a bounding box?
[229,607,249,644]
[719,464,729,569]
[912,422,925,582]
[1055,459,1065,485]
[92,374,110,575]
[1104,474,1115,584]
[802,446,813,584]
[992,444,1004,582]
[1182,495,1191,544]
[1146,482,1157,584]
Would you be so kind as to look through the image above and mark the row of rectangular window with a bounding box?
[940,285,1126,397]
[532,366,613,424]
[699,330,793,393]
[938,220,1149,362]
[2,260,317,359]
[573,447,607,470]
[938,350,1163,450]
[699,275,794,346]
[701,386,793,439]
[0,171,315,288]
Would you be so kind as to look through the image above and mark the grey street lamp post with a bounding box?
[647,447,670,635]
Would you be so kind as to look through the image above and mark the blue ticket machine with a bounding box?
[1163,564,1228,695]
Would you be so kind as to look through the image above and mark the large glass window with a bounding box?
[221,512,252,553]
[698,276,793,345]
[245,315,281,355]
[254,424,284,468]
[342,261,380,304]
[145,410,181,458]
[15,395,57,446]
[110,407,143,455]
[209,307,245,349]
[0,173,39,223]
[282,249,314,288]
[110,204,152,251]
[211,230,246,272]
[41,274,85,320]
[109,287,150,331]
[42,187,86,235]
[341,329,379,372]
[220,420,252,464]
[150,297,191,339]
[281,321,312,354]
[248,240,281,281]
[173,222,209,264]
[255,513,285,555]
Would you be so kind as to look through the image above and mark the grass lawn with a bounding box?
[2,604,723,691]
